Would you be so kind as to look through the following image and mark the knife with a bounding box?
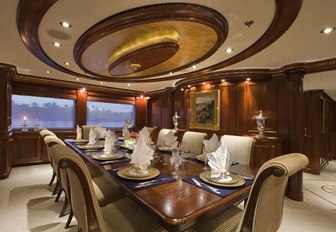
[192,178,220,194]
[100,159,130,165]
[134,177,170,188]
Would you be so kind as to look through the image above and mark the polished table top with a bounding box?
[65,139,254,232]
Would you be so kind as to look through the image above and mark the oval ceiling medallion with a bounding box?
[74,3,228,81]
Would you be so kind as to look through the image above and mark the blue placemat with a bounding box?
[108,171,176,191]
[184,175,253,198]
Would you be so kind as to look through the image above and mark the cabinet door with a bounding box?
[252,138,282,169]
[12,132,42,166]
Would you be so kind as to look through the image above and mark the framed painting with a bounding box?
[190,90,220,130]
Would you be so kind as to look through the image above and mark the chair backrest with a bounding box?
[43,135,65,168]
[39,129,56,138]
[182,131,207,155]
[82,125,99,139]
[220,135,255,166]
[156,128,176,146]
[53,144,108,232]
[237,153,309,232]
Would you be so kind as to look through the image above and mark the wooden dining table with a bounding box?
[65,139,255,232]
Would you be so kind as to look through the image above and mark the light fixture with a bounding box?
[64,62,70,66]
[246,78,251,82]
[192,65,197,69]
[52,41,61,47]
[180,88,184,91]
[225,48,233,53]
[320,27,335,34]
[221,79,226,82]
[45,70,51,74]
[127,83,130,87]
[130,63,141,71]
[169,72,173,75]
[244,20,254,27]
[59,21,72,28]
[76,78,80,81]
[79,87,86,93]
[100,82,104,85]
[187,85,191,88]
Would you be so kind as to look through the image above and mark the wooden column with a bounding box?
[76,89,87,127]
[0,65,15,179]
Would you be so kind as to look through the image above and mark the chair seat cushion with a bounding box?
[102,198,165,232]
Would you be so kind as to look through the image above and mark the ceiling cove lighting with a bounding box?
[59,21,72,28]
[320,27,335,34]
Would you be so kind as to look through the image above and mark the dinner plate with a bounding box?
[117,166,160,180]
[158,146,173,152]
[77,144,104,150]
[92,152,124,161]
[72,139,89,144]
[119,144,134,151]
[199,171,245,187]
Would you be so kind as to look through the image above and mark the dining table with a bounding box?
[64,139,255,232]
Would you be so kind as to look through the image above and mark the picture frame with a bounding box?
[190,90,220,130]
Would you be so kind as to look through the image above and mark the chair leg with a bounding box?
[59,195,69,217]
[65,209,73,229]
[52,179,59,195]
[48,171,56,186]
[55,187,62,202]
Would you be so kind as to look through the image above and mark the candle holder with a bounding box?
[172,112,180,130]
[253,110,267,139]
[22,117,28,131]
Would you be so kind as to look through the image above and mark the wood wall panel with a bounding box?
[135,97,147,129]
[220,84,239,135]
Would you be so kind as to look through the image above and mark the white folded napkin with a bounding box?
[122,126,131,140]
[104,130,116,154]
[96,125,107,138]
[208,143,231,178]
[139,126,151,145]
[163,130,178,148]
[130,136,154,171]
[76,125,82,140]
[203,133,220,154]
[88,128,98,145]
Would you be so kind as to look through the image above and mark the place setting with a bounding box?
[110,129,175,190]
[184,143,254,197]
[157,130,178,152]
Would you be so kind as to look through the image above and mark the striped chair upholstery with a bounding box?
[182,131,208,155]
[186,153,309,232]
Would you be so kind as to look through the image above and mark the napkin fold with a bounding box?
[96,125,107,138]
[203,133,220,154]
[130,136,154,171]
[76,125,82,140]
[104,130,116,154]
[208,143,231,178]
[163,130,178,148]
[139,126,151,144]
[88,128,98,145]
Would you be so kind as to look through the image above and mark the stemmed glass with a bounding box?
[170,148,183,178]
[202,153,209,170]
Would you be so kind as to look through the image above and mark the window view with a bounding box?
[12,94,75,129]
[87,101,135,128]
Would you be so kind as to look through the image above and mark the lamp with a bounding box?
[253,110,267,139]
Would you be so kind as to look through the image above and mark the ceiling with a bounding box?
[0,0,335,98]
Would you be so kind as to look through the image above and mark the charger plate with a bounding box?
[199,171,245,187]
[77,144,104,150]
[72,139,89,144]
[92,152,124,161]
[195,154,205,161]
[158,146,173,152]
[117,166,160,180]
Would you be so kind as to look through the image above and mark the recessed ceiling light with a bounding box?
[45,70,51,74]
[192,65,197,69]
[320,27,335,34]
[246,78,251,82]
[52,41,61,47]
[169,72,173,75]
[180,88,184,91]
[100,82,104,85]
[76,78,80,81]
[221,79,226,82]
[127,83,130,87]
[225,48,233,53]
[59,21,72,28]
[64,62,70,66]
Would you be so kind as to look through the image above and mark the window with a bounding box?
[87,101,135,128]
[12,94,75,129]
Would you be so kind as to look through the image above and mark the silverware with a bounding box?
[191,178,220,194]
[230,172,254,180]
[134,177,170,188]
[100,159,130,165]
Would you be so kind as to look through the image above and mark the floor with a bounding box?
[0,162,336,232]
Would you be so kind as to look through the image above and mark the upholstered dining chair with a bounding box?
[220,135,255,166]
[55,144,165,232]
[82,125,99,139]
[39,129,56,138]
[51,144,126,229]
[156,128,176,146]
[182,131,208,155]
[185,153,309,232]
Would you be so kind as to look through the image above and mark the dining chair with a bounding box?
[186,153,309,232]
[220,135,255,166]
[182,131,207,155]
[39,129,56,138]
[51,144,126,229]
[156,128,176,146]
[82,125,99,139]
[55,144,165,232]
